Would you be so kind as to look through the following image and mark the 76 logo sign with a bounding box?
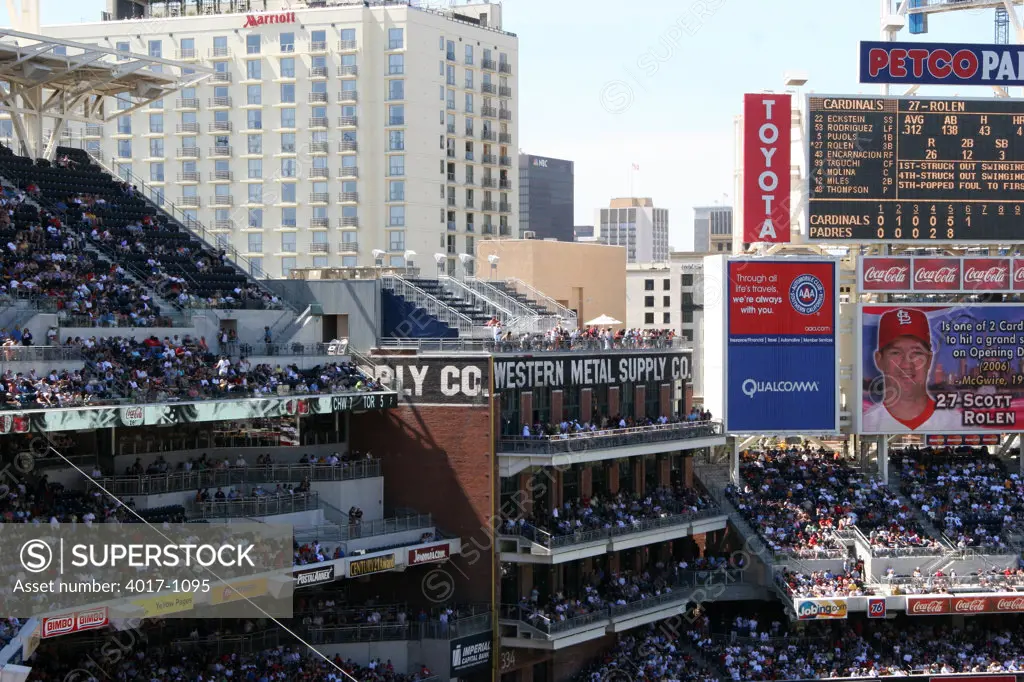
[868,598,887,619]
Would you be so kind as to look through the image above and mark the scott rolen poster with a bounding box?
[860,305,1024,434]
[727,259,838,433]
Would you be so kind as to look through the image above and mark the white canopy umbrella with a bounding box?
[585,314,622,326]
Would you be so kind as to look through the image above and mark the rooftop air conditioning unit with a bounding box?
[523,231,536,239]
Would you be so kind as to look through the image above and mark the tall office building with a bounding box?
[518,153,573,241]
[46,0,519,278]
[595,197,668,263]
[692,205,732,253]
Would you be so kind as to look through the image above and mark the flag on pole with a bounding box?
[631,163,640,171]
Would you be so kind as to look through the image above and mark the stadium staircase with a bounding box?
[379,273,573,340]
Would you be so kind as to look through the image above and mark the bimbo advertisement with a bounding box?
[860,305,1024,434]
[726,259,838,433]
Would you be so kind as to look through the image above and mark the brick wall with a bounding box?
[351,404,494,601]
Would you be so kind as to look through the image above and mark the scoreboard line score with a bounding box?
[807,95,1024,242]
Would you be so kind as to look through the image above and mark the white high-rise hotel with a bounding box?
[46,0,518,279]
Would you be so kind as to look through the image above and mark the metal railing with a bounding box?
[501,605,607,635]
[294,513,433,543]
[499,421,724,455]
[93,462,381,497]
[464,276,543,325]
[506,506,724,550]
[190,492,319,519]
[381,274,473,336]
[0,345,84,362]
[502,277,578,323]
[438,274,515,323]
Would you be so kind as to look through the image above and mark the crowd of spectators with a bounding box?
[897,445,1024,550]
[779,562,875,598]
[503,486,716,540]
[489,323,677,352]
[580,613,1024,681]
[515,411,714,439]
[727,447,941,558]
[0,617,22,652]
[1,333,381,409]
[884,565,1024,595]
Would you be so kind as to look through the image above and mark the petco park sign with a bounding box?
[243,11,296,28]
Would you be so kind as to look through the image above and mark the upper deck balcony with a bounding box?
[498,420,724,476]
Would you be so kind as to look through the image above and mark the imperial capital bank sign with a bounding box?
[243,11,296,28]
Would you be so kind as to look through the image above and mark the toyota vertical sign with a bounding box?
[743,93,791,243]
[726,258,838,433]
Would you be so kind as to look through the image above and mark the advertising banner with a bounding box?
[743,93,791,243]
[859,256,1022,294]
[726,259,838,433]
[925,434,1000,447]
[860,304,1024,434]
[795,598,848,620]
[408,544,450,566]
[867,597,887,619]
[131,594,195,618]
[41,607,108,639]
[907,595,1024,615]
[348,553,396,578]
[493,352,690,391]
[293,565,336,589]
[450,631,493,675]
[365,356,490,405]
[860,41,1024,86]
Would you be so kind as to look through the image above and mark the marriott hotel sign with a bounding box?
[243,11,296,28]
[494,353,690,391]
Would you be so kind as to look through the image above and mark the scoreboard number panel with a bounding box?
[806,95,1024,242]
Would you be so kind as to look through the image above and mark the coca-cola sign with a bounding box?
[862,258,910,291]
[1013,261,1024,291]
[913,259,961,290]
[962,258,1010,291]
[951,597,988,614]
[993,596,1024,612]
[906,597,949,615]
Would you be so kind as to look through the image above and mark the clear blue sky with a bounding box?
[6,0,1001,248]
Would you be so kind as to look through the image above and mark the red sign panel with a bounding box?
[408,544,450,566]
[932,677,1016,682]
[867,597,887,619]
[728,261,835,337]
[926,434,1001,446]
[963,258,1011,291]
[743,93,791,243]
[912,258,961,291]
[906,596,950,615]
[991,595,1024,612]
[41,608,108,639]
[862,258,911,291]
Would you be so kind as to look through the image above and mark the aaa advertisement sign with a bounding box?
[860,305,1024,434]
[743,93,791,243]
[726,259,838,433]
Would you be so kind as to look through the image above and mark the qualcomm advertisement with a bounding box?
[860,304,1024,434]
[727,259,838,433]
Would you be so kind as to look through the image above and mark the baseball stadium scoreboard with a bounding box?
[807,95,1024,242]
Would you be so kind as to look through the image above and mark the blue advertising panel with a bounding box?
[860,41,1024,86]
[726,259,838,433]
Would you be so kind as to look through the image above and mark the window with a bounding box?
[663,279,671,290]
[281,133,295,153]
[342,205,357,220]
[246,34,261,54]
[281,207,296,227]
[280,83,295,103]
[214,86,229,100]
[247,233,263,253]
[149,163,164,182]
[663,312,671,324]
[149,139,164,157]
[465,93,473,113]
[249,258,264,277]
[340,28,356,44]
[280,57,295,78]
[247,110,262,130]
[248,159,262,179]
[213,36,227,52]
[465,70,474,89]
[389,155,405,176]
[644,296,654,307]
[247,135,262,154]
[281,232,296,252]
[388,28,403,50]
[446,40,455,60]
[280,109,295,128]
[389,180,405,201]
[645,313,654,324]
[388,54,404,75]
[313,256,328,268]
[117,139,131,158]
[389,231,405,251]
[249,209,263,229]
[117,116,131,135]
[681,273,694,286]
[149,113,164,133]
[279,32,294,53]
[281,158,296,177]
[247,85,261,105]
[116,41,129,59]
[281,258,296,277]
[245,60,261,80]
[148,40,162,58]
[644,279,654,291]
[248,184,263,204]
[388,104,404,126]
[389,130,405,151]
[311,30,326,46]
[311,231,328,245]
[465,44,473,65]
[663,296,671,307]
[388,80,404,101]
[389,205,405,226]
[282,184,296,203]
[682,310,693,324]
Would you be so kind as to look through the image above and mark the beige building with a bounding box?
[477,239,626,327]
[595,197,669,263]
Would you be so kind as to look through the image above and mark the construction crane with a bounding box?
[996,4,1010,42]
